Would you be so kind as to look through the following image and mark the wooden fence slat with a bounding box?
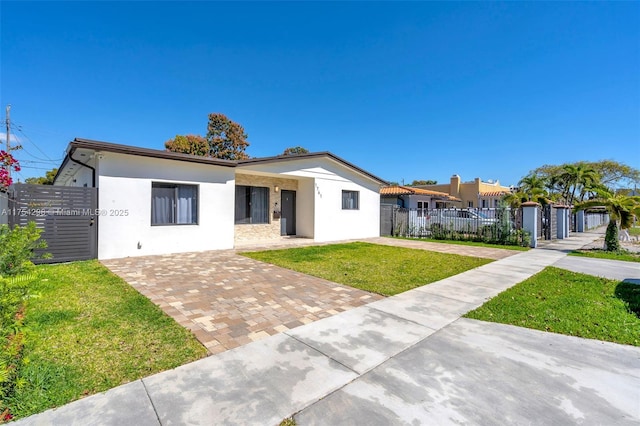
[8,183,98,264]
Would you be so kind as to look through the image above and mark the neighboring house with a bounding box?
[53,138,386,259]
[380,185,460,209]
[415,175,513,208]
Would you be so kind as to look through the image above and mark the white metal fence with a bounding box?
[584,211,609,230]
[381,206,528,246]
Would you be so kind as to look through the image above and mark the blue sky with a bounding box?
[1,1,639,186]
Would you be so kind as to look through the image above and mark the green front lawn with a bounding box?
[628,227,640,237]
[7,261,207,420]
[465,267,640,346]
[242,242,492,296]
[570,249,640,263]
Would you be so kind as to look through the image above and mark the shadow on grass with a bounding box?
[615,280,640,318]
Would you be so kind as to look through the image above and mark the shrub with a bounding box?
[604,220,620,252]
[0,223,48,277]
[0,275,33,421]
[0,223,46,420]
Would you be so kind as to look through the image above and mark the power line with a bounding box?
[10,121,56,162]
[20,159,60,165]
[18,165,56,171]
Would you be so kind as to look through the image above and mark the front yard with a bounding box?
[7,240,638,422]
[242,242,492,296]
[465,267,640,346]
[5,261,207,420]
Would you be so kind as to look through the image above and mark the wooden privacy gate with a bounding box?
[8,184,98,263]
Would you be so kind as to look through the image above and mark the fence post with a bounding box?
[521,201,539,248]
[576,210,585,232]
[0,191,7,225]
[556,205,569,239]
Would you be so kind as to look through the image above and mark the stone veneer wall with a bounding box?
[234,174,299,242]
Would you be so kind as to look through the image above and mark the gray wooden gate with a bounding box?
[380,205,394,236]
[8,184,98,263]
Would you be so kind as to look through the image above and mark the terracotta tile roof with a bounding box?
[381,185,461,201]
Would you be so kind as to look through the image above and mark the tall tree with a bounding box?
[517,174,549,204]
[589,160,640,188]
[502,191,528,209]
[206,113,250,160]
[25,167,58,185]
[408,180,437,186]
[165,113,250,160]
[555,163,599,205]
[282,146,309,156]
[532,160,639,198]
[164,135,209,157]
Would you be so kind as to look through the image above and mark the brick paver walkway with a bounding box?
[102,251,383,355]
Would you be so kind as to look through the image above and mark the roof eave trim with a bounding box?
[238,151,387,185]
[70,138,237,168]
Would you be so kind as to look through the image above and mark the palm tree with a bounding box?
[574,191,640,251]
[556,163,600,206]
[518,174,549,204]
[502,191,527,209]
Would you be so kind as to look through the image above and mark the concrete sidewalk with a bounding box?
[553,256,639,282]
[15,230,640,425]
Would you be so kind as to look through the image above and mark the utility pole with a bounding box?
[4,104,10,181]
[5,104,9,153]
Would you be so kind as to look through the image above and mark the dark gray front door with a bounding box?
[281,190,296,236]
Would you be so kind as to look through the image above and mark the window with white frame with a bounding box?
[151,183,198,225]
[468,201,474,208]
[342,190,359,210]
[417,201,429,217]
[235,185,269,224]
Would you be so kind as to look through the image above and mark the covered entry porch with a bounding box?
[233,171,315,246]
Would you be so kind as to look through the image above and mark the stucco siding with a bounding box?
[96,153,235,259]
[240,157,382,242]
[313,177,380,242]
[311,163,381,242]
[296,178,315,238]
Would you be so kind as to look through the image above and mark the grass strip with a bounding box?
[391,236,529,251]
[465,266,640,346]
[569,249,640,263]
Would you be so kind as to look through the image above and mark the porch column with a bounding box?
[521,201,539,248]
[576,210,585,232]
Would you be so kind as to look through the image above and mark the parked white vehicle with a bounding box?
[425,209,499,232]
[406,208,506,234]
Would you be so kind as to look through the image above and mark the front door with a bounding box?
[281,190,296,236]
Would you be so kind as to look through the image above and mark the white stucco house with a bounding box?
[53,138,386,260]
